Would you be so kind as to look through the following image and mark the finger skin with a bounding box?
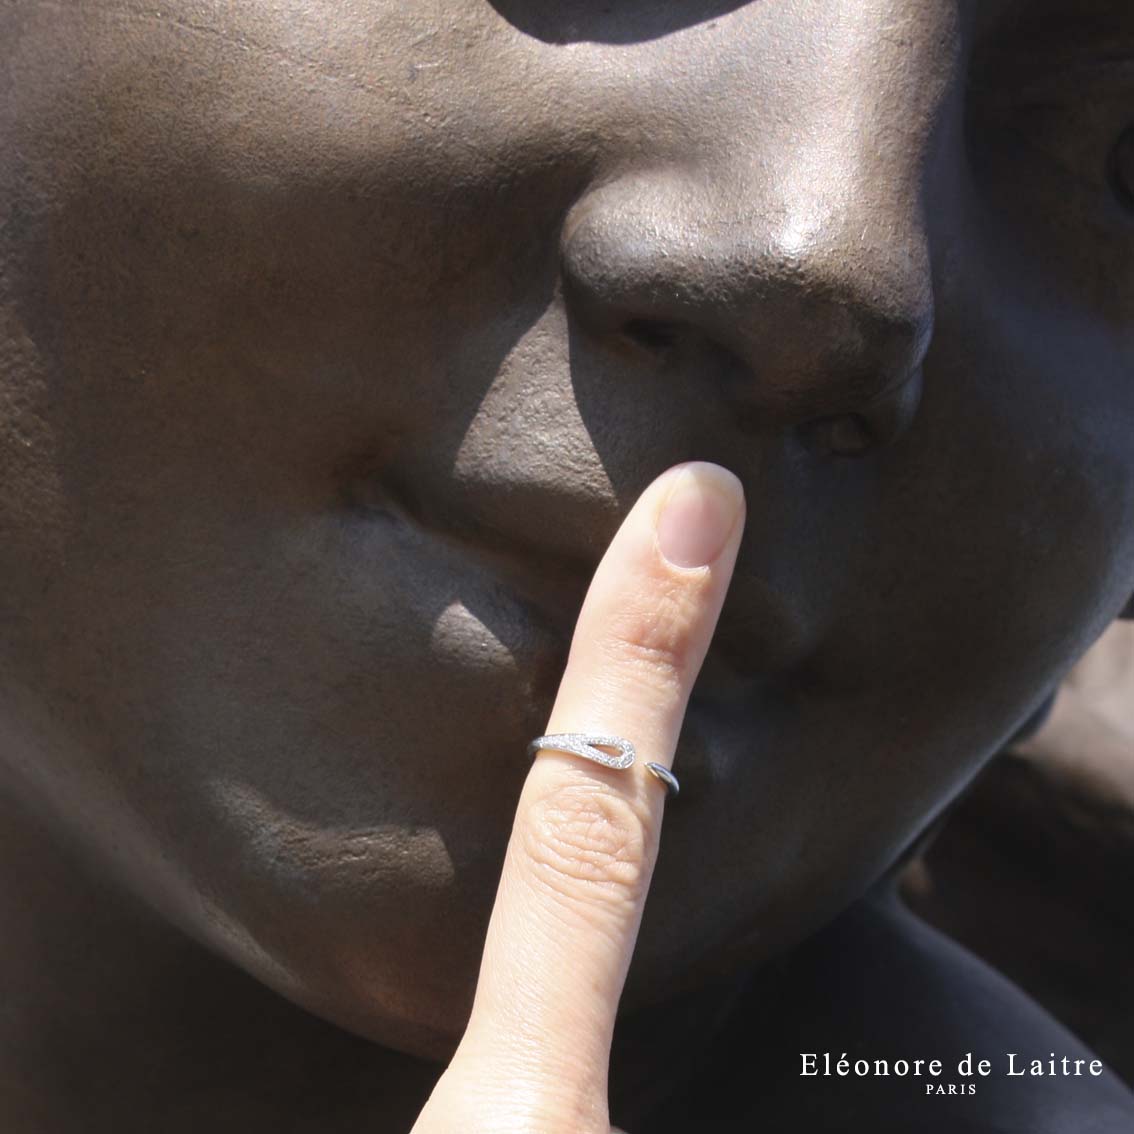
[453,461,745,1124]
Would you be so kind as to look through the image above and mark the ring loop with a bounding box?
[526,732,635,769]
[526,733,680,798]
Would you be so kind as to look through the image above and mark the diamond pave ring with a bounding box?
[526,733,680,799]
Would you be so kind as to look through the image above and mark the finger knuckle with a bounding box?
[520,781,653,909]
[600,583,697,693]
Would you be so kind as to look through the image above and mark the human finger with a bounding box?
[456,460,745,1118]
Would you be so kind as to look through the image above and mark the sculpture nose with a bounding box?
[560,167,934,455]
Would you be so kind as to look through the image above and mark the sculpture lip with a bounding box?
[434,504,813,685]
[350,465,807,688]
[345,464,591,642]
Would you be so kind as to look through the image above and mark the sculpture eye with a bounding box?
[1110,126,1134,211]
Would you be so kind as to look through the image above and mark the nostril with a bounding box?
[804,366,925,457]
[797,413,877,459]
[621,317,686,355]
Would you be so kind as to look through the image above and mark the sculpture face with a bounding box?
[2,1,1132,1057]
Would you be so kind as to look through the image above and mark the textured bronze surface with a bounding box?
[1,3,1132,1130]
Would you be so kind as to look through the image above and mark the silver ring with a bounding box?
[644,762,680,798]
[526,733,680,798]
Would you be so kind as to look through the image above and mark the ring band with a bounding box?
[526,733,680,798]
[643,761,680,798]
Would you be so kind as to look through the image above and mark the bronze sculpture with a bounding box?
[1,2,1132,1129]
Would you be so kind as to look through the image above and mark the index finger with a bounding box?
[458,461,745,1109]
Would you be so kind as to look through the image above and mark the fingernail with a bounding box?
[656,462,744,568]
